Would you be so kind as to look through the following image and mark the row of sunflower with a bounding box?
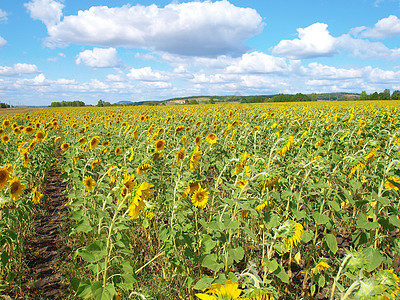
[0,116,56,288]
[1,101,400,299]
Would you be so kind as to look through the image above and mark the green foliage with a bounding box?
[50,100,85,107]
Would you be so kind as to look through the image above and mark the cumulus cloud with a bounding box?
[40,1,263,57]
[76,48,121,68]
[25,0,64,27]
[127,67,169,81]
[0,36,6,48]
[0,63,39,76]
[272,23,337,59]
[226,51,288,73]
[359,15,400,39]
[0,9,8,23]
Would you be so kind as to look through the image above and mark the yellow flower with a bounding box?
[314,139,323,148]
[32,186,43,204]
[283,222,303,250]
[364,151,376,163]
[385,176,400,191]
[78,136,86,145]
[89,136,100,150]
[128,182,154,219]
[1,135,10,143]
[114,146,122,156]
[60,142,70,151]
[155,139,166,152]
[190,146,202,172]
[91,159,102,170]
[137,163,152,175]
[0,165,10,189]
[176,148,186,165]
[128,146,134,162]
[2,119,10,127]
[54,136,61,143]
[236,180,247,190]
[175,125,185,134]
[206,133,218,146]
[195,280,242,300]
[262,175,281,191]
[195,135,201,146]
[123,174,136,192]
[9,177,24,200]
[348,162,365,178]
[23,126,34,134]
[256,199,272,211]
[191,186,209,209]
[315,261,330,272]
[83,176,95,191]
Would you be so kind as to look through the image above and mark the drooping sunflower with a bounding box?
[190,146,202,172]
[35,131,46,142]
[83,176,95,191]
[32,186,44,204]
[54,136,61,143]
[155,139,166,152]
[89,136,100,150]
[128,182,154,219]
[191,186,209,209]
[348,162,365,178]
[91,159,102,170]
[77,136,86,145]
[137,163,152,175]
[0,165,10,189]
[175,125,185,134]
[283,221,303,250]
[175,148,186,165]
[128,146,134,162]
[206,133,218,147]
[9,177,24,200]
[364,151,377,163]
[195,135,201,146]
[385,176,400,191]
[60,142,70,151]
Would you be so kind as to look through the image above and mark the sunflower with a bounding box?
[34,131,46,142]
[195,280,242,300]
[91,159,102,170]
[236,180,247,190]
[114,146,122,156]
[195,135,201,146]
[9,177,24,200]
[54,136,61,143]
[137,163,152,175]
[1,135,9,143]
[77,136,86,145]
[20,149,31,167]
[385,176,400,191]
[23,126,34,134]
[89,136,100,150]
[190,146,202,172]
[364,151,377,163]
[314,261,330,272]
[128,146,134,162]
[155,139,166,152]
[0,165,10,189]
[191,186,209,209]
[256,199,272,211]
[206,133,218,146]
[153,152,163,161]
[314,139,323,148]
[128,182,154,219]
[83,176,95,191]
[2,119,10,127]
[175,125,185,134]
[283,222,303,250]
[182,135,187,145]
[60,142,70,151]
[32,186,43,204]
[176,148,186,165]
[123,174,136,192]
[262,175,281,191]
[349,162,365,178]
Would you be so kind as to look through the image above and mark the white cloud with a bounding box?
[105,74,124,82]
[359,15,400,39]
[0,63,39,76]
[42,1,263,57]
[76,48,121,68]
[272,23,337,59]
[306,62,363,79]
[25,0,64,27]
[127,67,169,81]
[0,9,8,23]
[226,51,288,73]
[0,36,6,48]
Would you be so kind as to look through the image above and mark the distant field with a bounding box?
[0,107,46,115]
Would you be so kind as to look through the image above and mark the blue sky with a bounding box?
[1,0,400,106]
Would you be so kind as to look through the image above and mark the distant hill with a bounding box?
[116,100,133,105]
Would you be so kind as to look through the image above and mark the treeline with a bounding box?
[240,93,312,103]
[359,89,400,100]
[0,102,12,108]
[50,101,85,107]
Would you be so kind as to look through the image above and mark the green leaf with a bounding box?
[201,254,223,273]
[301,230,313,243]
[356,213,379,230]
[364,248,383,272]
[228,246,244,263]
[389,215,400,228]
[72,217,92,234]
[324,233,338,254]
[75,279,91,298]
[201,235,217,254]
[313,212,330,225]
[328,200,340,212]
[194,276,214,290]
[273,264,289,283]
[263,258,278,273]
[1,252,9,267]
[91,282,116,300]
[318,274,325,287]
[77,240,107,263]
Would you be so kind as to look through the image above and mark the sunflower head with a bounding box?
[32,186,44,204]
[206,133,218,146]
[137,163,152,175]
[191,186,209,209]
[60,142,70,151]
[114,146,122,156]
[83,176,95,191]
[10,177,24,200]
[89,136,100,150]
[155,139,166,152]
[1,135,10,143]
[0,166,10,189]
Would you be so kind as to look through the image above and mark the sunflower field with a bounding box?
[0,100,400,299]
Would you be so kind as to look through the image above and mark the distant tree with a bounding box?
[189,99,199,105]
[209,97,215,104]
[379,89,390,100]
[359,91,368,100]
[0,102,11,108]
[392,90,400,100]
[369,92,379,100]
[338,95,348,101]
[311,93,317,101]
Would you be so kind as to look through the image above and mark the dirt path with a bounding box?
[21,165,70,299]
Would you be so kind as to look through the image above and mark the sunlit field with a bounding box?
[1,101,400,299]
